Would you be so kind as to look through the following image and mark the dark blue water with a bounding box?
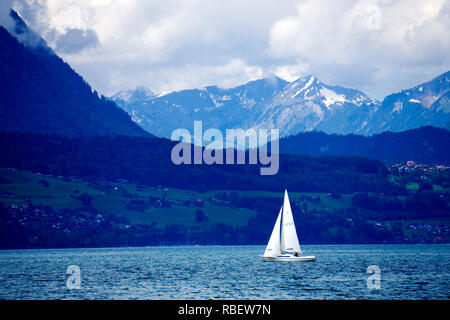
[0,245,448,299]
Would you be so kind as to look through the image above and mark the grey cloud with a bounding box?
[0,1,97,54]
[55,28,99,54]
[0,0,15,30]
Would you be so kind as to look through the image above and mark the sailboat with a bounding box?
[260,190,316,262]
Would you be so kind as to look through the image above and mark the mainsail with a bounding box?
[280,190,302,254]
[263,207,282,257]
[263,190,302,257]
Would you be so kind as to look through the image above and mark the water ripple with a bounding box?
[0,245,448,299]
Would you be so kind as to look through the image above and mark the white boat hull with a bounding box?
[259,254,316,262]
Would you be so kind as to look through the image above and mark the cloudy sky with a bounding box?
[2,0,450,99]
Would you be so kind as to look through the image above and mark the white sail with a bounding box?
[281,190,302,254]
[263,206,282,257]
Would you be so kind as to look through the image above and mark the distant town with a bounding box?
[390,161,450,174]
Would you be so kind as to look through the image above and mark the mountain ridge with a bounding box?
[0,10,150,137]
[279,126,450,164]
[113,74,381,138]
[360,71,450,135]
[113,71,450,138]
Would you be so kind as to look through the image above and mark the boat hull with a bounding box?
[259,255,316,262]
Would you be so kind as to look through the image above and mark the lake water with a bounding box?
[0,245,448,300]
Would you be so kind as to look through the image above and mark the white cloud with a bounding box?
[267,0,450,97]
[29,0,298,95]
[2,0,450,99]
[107,58,264,94]
[272,62,310,82]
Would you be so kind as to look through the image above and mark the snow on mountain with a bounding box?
[111,86,155,105]
[244,75,379,136]
[110,71,450,139]
[112,77,289,138]
[360,71,450,135]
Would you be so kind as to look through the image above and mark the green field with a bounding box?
[406,182,419,191]
[2,168,449,245]
[0,169,258,227]
[0,168,354,227]
[405,182,446,192]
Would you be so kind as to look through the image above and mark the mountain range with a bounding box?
[0,9,449,167]
[359,71,450,134]
[0,10,149,137]
[113,71,450,139]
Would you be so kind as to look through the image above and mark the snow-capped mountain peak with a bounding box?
[271,75,377,110]
[358,70,450,134]
[111,74,381,138]
[111,86,155,104]
[287,75,320,99]
[245,75,380,136]
[110,70,449,139]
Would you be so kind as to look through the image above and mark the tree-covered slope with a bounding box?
[0,21,149,137]
[280,126,450,164]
